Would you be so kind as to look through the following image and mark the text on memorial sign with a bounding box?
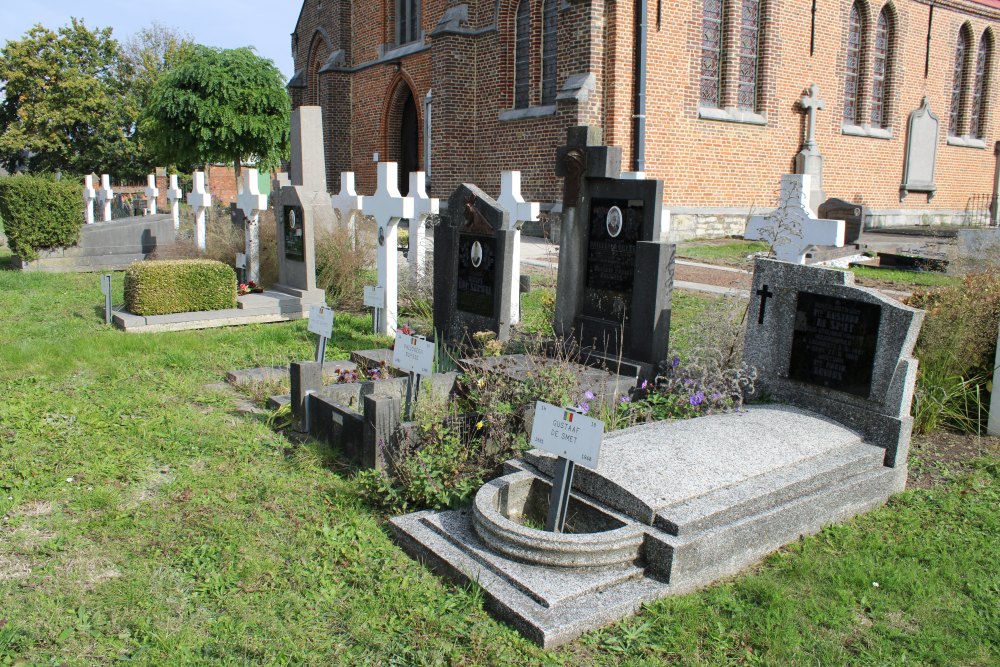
[530,402,604,470]
[308,306,335,338]
[392,332,435,376]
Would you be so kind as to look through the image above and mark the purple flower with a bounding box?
[576,403,591,415]
[619,395,631,404]
[640,380,650,390]
[584,390,595,401]
[711,392,722,401]
[683,378,693,387]
[689,391,705,407]
[672,356,680,368]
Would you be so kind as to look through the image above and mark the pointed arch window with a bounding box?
[700,0,723,108]
[870,9,891,128]
[949,27,971,137]
[514,0,531,109]
[970,32,992,139]
[737,0,762,111]
[844,3,863,125]
[541,0,559,105]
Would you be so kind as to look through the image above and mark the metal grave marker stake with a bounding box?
[530,401,605,533]
[364,285,385,335]
[100,274,113,325]
[308,305,335,364]
[392,331,435,419]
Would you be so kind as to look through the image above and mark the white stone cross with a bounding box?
[187,171,212,251]
[165,174,183,230]
[363,162,414,335]
[83,175,97,225]
[497,171,540,325]
[331,171,364,244]
[800,84,825,151]
[144,175,159,216]
[744,174,844,265]
[237,168,269,284]
[406,171,439,283]
[97,174,114,222]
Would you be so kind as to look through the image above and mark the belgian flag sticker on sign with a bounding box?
[564,411,575,422]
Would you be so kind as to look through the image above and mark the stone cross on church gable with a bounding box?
[144,175,159,215]
[166,174,183,230]
[97,174,114,222]
[187,171,212,251]
[83,175,97,225]
[364,162,415,335]
[800,84,825,152]
[407,171,439,282]
[497,171,540,326]
[744,174,844,265]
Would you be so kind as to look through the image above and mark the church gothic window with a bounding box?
[396,0,421,46]
[870,7,892,129]
[843,2,863,125]
[541,0,559,105]
[970,31,992,140]
[699,0,764,114]
[949,25,971,137]
[700,0,723,107]
[514,0,531,109]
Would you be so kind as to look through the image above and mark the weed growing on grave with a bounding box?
[315,226,372,309]
[908,268,1000,434]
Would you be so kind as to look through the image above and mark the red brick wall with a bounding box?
[290,0,1000,228]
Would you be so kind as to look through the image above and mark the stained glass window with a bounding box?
[542,0,558,105]
[844,3,862,125]
[970,33,990,139]
[700,0,723,107]
[515,0,531,109]
[949,29,969,136]
[870,9,890,128]
[737,0,761,111]
[397,0,420,45]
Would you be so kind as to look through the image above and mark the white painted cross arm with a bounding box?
[408,171,439,220]
[331,172,364,218]
[368,162,415,225]
[144,175,160,215]
[187,171,212,209]
[237,168,268,218]
[498,171,540,229]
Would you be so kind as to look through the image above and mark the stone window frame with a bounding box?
[502,0,564,122]
[697,0,771,126]
[841,1,899,141]
[514,0,532,110]
[395,0,422,47]
[541,0,559,106]
[947,22,989,149]
[843,2,865,126]
[969,29,995,141]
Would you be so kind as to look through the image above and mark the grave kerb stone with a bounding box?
[744,174,844,265]
[496,171,540,325]
[144,175,159,215]
[187,171,212,251]
[744,258,924,469]
[365,162,415,335]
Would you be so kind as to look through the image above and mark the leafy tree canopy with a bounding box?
[141,45,290,183]
[121,21,194,114]
[0,18,141,177]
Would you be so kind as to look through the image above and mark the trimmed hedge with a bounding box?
[0,175,82,260]
[125,260,237,316]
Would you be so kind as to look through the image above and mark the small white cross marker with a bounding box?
[165,175,183,230]
[744,174,844,265]
[237,169,269,283]
[497,171,540,325]
[363,162,414,335]
[97,174,114,222]
[144,175,159,216]
[83,175,97,225]
[187,171,212,251]
[407,171,439,282]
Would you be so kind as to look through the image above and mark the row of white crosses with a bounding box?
[83,174,115,223]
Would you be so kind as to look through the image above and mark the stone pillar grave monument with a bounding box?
[795,84,826,212]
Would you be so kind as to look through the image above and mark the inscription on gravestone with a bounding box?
[582,198,642,323]
[788,292,881,398]
[457,233,497,318]
[284,205,305,261]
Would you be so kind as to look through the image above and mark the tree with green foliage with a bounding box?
[121,21,194,116]
[0,18,140,177]
[140,45,290,187]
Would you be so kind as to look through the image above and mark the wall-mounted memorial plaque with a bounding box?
[788,292,882,398]
[900,97,939,201]
[284,205,305,261]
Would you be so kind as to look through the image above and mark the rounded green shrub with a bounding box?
[125,259,237,316]
[0,175,82,260]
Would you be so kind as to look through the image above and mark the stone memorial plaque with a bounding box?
[788,292,882,398]
[456,233,497,318]
[582,197,642,323]
[284,205,305,261]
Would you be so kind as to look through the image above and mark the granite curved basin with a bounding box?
[472,471,645,568]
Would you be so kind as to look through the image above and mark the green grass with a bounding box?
[0,260,997,664]
[849,265,963,288]
[677,240,770,263]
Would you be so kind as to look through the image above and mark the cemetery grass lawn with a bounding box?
[849,265,963,289]
[677,240,770,266]
[1,264,998,665]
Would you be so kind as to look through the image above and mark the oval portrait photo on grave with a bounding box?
[606,206,624,238]
[471,241,484,268]
[378,226,385,247]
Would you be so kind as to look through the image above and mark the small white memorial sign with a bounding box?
[530,402,604,470]
[364,285,385,309]
[392,332,435,376]
[308,306,335,339]
[235,253,247,270]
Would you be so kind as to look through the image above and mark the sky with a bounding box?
[0,0,298,79]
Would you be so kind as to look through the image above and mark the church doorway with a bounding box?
[399,87,419,196]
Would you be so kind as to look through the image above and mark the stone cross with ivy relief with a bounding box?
[165,175,183,230]
[744,174,844,265]
[407,171,439,284]
[97,174,114,222]
[187,171,212,251]
[144,175,159,216]
[364,162,414,335]
[497,171,540,325]
[237,169,269,284]
[83,175,97,225]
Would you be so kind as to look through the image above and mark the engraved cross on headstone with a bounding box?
[800,84,825,152]
[365,162,414,335]
[497,171,540,325]
[756,285,774,324]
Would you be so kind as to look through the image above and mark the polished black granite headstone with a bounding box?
[283,205,305,261]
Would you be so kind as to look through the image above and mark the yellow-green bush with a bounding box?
[125,259,237,316]
[0,175,81,260]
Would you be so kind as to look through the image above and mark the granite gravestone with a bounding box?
[818,198,866,245]
[434,184,517,344]
[554,127,675,378]
[275,107,332,306]
[900,97,939,201]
